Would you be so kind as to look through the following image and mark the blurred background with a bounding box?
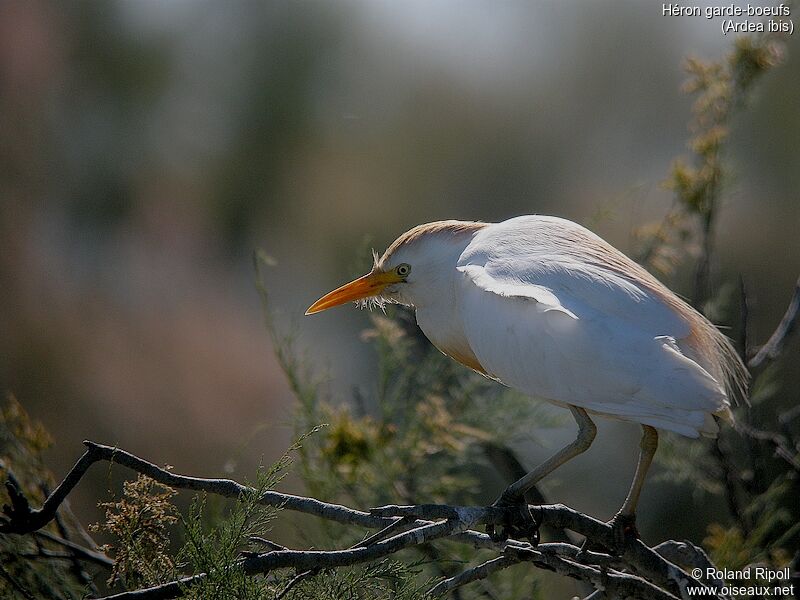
[1,0,798,561]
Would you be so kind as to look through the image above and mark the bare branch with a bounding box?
[1,447,99,534]
[33,529,113,568]
[248,536,288,552]
[98,520,464,600]
[274,569,314,600]
[429,542,683,600]
[480,441,572,542]
[429,556,519,597]
[734,422,800,472]
[1,441,720,600]
[374,503,707,598]
[654,540,726,593]
[749,276,800,369]
[506,545,681,600]
[1,441,389,535]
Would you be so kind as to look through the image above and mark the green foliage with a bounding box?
[704,477,797,571]
[176,461,284,600]
[287,559,434,600]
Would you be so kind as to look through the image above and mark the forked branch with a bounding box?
[1,441,719,600]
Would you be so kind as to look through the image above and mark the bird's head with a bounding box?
[306,220,485,315]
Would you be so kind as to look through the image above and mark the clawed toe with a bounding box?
[485,495,540,545]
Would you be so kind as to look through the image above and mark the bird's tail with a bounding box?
[690,317,750,406]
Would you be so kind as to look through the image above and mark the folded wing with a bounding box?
[456,216,730,437]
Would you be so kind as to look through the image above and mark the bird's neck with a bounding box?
[405,234,480,370]
[415,287,484,374]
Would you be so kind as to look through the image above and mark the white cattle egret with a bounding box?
[306,215,747,540]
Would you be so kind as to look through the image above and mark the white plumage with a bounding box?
[307,214,748,528]
[367,215,743,437]
[452,216,733,437]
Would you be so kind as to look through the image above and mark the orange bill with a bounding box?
[305,271,400,315]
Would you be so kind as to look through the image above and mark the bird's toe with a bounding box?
[486,496,540,545]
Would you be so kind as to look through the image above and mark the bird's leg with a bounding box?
[487,407,597,543]
[498,407,597,503]
[607,425,658,549]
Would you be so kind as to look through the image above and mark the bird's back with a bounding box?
[436,215,747,437]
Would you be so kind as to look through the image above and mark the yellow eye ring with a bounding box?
[396,263,411,278]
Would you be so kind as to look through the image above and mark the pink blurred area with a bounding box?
[1,0,798,543]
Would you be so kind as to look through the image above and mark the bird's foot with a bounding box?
[605,511,639,554]
[485,493,540,545]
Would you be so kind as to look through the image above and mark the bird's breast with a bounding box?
[434,340,487,374]
[415,305,487,375]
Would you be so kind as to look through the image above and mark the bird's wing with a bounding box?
[455,217,728,437]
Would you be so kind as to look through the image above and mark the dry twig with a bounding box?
[1,441,716,599]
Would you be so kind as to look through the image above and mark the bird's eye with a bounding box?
[395,263,411,278]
